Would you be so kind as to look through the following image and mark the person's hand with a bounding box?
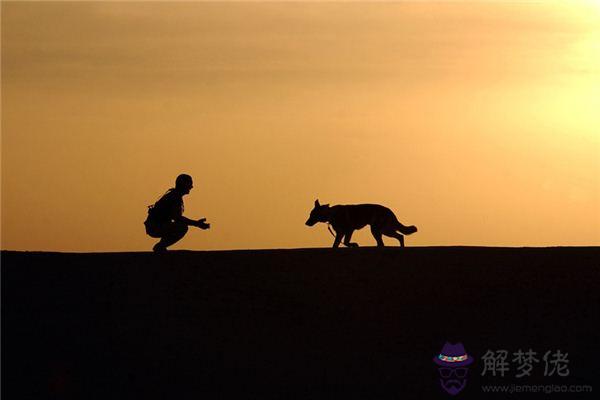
[197,218,210,230]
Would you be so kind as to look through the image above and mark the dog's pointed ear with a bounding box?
[324,204,330,208]
[315,199,320,207]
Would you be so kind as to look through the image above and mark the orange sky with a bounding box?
[1,1,599,251]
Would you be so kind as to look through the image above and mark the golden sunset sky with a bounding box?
[2,1,599,251]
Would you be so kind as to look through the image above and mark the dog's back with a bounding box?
[329,204,396,230]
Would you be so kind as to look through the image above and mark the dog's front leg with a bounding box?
[333,231,343,248]
[343,230,359,247]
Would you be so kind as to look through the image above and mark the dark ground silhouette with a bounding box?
[2,247,599,399]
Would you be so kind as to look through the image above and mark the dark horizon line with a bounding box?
[2,245,599,255]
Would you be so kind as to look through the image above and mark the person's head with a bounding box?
[175,174,193,195]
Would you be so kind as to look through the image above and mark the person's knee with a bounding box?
[175,222,188,237]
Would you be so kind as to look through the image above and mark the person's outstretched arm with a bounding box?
[176,215,210,229]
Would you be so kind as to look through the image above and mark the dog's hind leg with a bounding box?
[383,229,405,247]
[370,226,385,247]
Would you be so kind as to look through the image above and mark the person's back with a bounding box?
[144,174,210,252]
[146,189,183,230]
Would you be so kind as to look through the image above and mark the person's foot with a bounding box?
[153,243,167,253]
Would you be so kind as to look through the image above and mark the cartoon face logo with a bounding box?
[433,342,474,396]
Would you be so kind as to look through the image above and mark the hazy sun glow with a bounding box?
[1,1,598,251]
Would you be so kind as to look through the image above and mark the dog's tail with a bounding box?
[397,222,417,235]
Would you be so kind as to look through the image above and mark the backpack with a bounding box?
[144,190,176,236]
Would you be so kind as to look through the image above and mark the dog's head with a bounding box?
[305,199,330,226]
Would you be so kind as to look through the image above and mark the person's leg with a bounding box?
[153,222,188,252]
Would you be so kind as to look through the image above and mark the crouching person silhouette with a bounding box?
[144,174,210,252]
